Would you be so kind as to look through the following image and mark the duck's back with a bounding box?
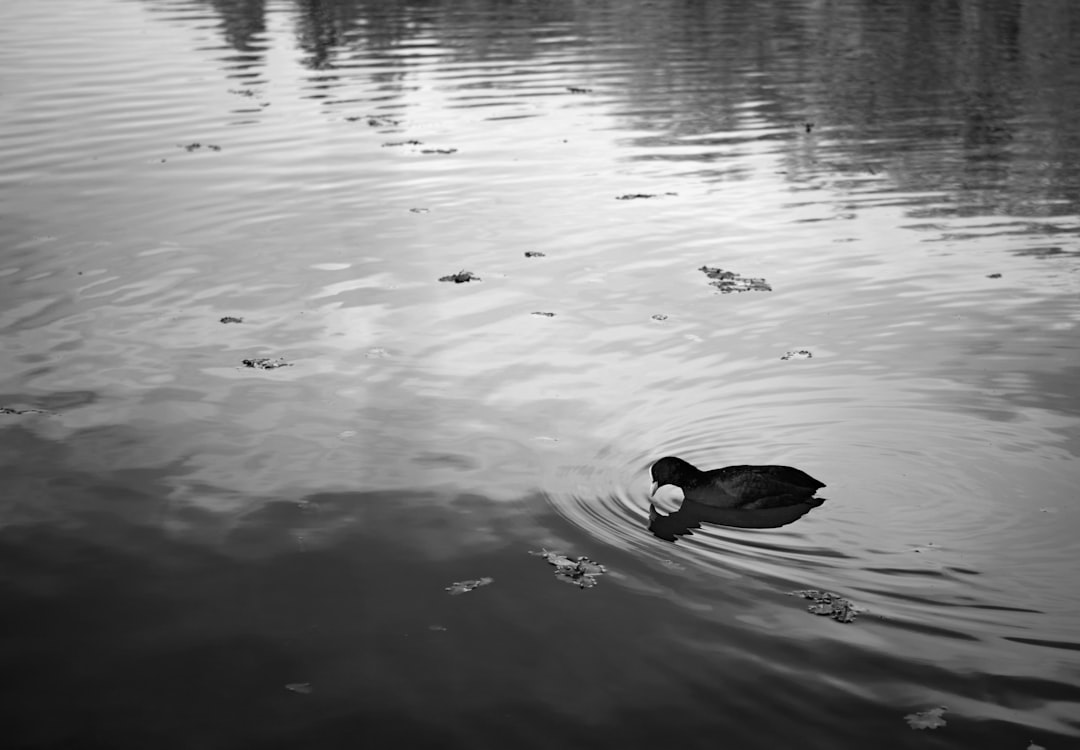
[696,464,825,505]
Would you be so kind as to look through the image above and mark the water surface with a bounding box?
[1,0,1079,748]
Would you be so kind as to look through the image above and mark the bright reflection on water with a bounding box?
[1,0,1079,747]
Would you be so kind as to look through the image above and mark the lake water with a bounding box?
[1,0,1079,747]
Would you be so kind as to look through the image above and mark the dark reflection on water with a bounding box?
[3,0,1080,747]
[649,497,825,540]
[3,434,1078,750]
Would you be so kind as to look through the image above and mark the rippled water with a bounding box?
[2,0,1079,747]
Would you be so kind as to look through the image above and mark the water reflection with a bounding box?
[649,498,824,542]
[4,0,1080,747]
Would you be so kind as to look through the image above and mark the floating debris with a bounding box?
[566,86,593,94]
[531,311,555,317]
[987,273,1002,278]
[651,314,668,321]
[530,549,607,589]
[1027,742,1046,750]
[284,683,313,695]
[428,624,447,632]
[1,406,53,416]
[219,316,243,324]
[616,192,677,200]
[792,590,857,623]
[781,349,812,360]
[409,207,429,214]
[383,140,423,147]
[904,706,947,730]
[179,143,221,152]
[524,251,546,258]
[366,115,401,127]
[242,357,292,370]
[805,122,814,133]
[445,577,493,596]
[439,270,480,283]
[699,266,772,293]
[420,148,458,155]
[229,88,256,97]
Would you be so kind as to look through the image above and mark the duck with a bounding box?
[649,456,825,510]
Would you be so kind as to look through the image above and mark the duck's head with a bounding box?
[649,456,698,500]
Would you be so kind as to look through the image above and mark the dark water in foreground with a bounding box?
[2,0,1079,747]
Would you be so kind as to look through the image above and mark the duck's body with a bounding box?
[650,456,825,510]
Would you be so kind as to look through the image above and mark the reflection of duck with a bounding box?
[650,456,825,509]
[648,497,822,541]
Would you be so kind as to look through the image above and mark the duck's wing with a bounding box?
[704,465,825,501]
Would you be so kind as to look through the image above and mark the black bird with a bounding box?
[649,456,825,510]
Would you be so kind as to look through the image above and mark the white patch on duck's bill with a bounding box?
[650,483,685,514]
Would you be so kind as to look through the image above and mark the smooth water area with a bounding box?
[1,0,1079,747]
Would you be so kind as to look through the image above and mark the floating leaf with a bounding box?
[242,357,292,369]
[616,192,677,200]
[904,706,947,730]
[219,316,243,324]
[439,270,480,283]
[699,265,772,293]
[781,349,812,360]
[445,577,493,595]
[530,549,607,589]
[524,251,546,258]
[1,406,52,416]
[793,590,858,623]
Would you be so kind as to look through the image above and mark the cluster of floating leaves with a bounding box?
[699,265,772,293]
[781,349,812,360]
[179,142,221,152]
[439,270,481,283]
[904,706,947,730]
[530,549,607,589]
[793,590,857,623]
[241,357,292,370]
[219,316,243,324]
[445,577,493,595]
